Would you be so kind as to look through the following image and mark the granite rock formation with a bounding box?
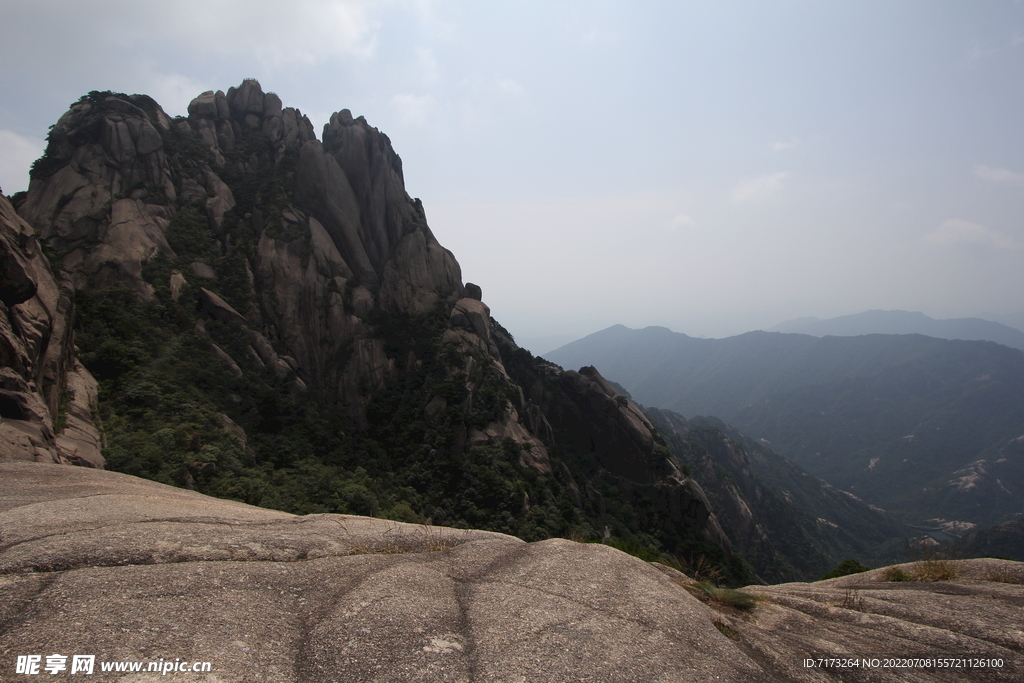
[17,83,462,415]
[0,195,102,467]
[6,82,742,578]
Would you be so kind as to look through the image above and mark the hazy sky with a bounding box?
[2,1,1022,347]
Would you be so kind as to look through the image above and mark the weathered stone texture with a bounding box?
[0,195,102,468]
[2,461,1020,682]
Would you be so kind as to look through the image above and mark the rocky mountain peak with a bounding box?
[3,81,762,584]
[14,81,463,407]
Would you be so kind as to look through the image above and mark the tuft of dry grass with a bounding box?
[340,523,468,556]
[880,566,911,582]
[683,581,760,610]
[345,541,401,555]
[878,560,960,583]
[417,525,468,552]
[984,565,1024,584]
[681,554,726,584]
[913,558,960,581]
[838,589,865,611]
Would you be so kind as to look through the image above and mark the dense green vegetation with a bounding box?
[820,559,870,581]
[76,281,753,580]
[75,273,751,580]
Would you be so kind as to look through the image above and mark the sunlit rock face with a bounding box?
[0,195,102,467]
[18,95,177,298]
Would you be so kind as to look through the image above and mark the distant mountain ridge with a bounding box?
[546,325,1024,528]
[771,309,1024,352]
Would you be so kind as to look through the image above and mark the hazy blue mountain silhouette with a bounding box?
[771,310,1024,352]
[546,325,1024,527]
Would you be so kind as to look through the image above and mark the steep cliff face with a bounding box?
[494,335,738,571]
[8,81,747,582]
[0,195,102,467]
[647,409,908,581]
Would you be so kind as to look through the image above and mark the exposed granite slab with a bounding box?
[1,461,1020,682]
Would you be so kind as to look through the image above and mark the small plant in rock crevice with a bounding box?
[712,619,741,640]
[838,589,865,611]
[682,581,759,610]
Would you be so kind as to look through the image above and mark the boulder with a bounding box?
[187,90,219,119]
[190,261,217,280]
[53,361,104,468]
[263,91,283,119]
[0,204,38,307]
[209,343,243,378]
[215,90,230,119]
[228,79,265,116]
[294,139,377,284]
[468,405,552,473]
[179,175,208,205]
[168,270,187,301]
[198,287,247,327]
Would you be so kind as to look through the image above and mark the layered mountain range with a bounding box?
[771,309,1024,352]
[2,81,914,583]
[547,324,1024,530]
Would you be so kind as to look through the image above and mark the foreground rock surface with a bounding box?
[1,462,1021,682]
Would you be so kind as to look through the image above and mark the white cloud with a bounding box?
[925,219,1017,249]
[974,165,1024,188]
[670,214,697,229]
[770,137,799,152]
[0,130,45,195]
[392,93,438,126]
[249,1,380,68]
[580,24,616,45]
[406,0,458,43]
[415,48,442,86]
[732,172,789,203]
[143,71,213,118]
[497,79,525,96]
[122,0,381,71]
